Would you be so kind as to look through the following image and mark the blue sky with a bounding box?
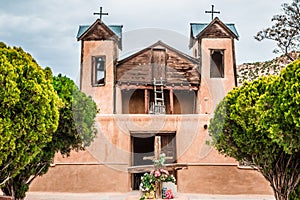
[0,0,287,82]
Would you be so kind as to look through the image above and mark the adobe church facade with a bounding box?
[30,13,273,195]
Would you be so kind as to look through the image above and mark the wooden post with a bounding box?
[154,136,162,199]
[144,89,149,114]
[154,136,161,161]
[143,136,162,162]
[170,89,174,114]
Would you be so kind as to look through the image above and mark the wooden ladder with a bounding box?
[153,77,166,114]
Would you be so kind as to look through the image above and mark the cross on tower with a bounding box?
[205,5,220,21]
[93,7,108,21]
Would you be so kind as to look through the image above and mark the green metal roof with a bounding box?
[77,25,89,39]
[76,24,123,39]
[190,23,239,38]
[107,25,123,38]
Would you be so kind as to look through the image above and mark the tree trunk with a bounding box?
[15,197,25,200]
[272,186,290,200]
[2,180,14,200]
[259,152,300,200]
[285,53,295,62]
[270,153,300,200]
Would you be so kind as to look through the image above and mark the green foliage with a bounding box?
[0,42,6,48]
[209,76,277,163]
[2,74,98,199]
[52,74,97,155]
[0,43,60,186]
[153,153,166,168]
[209,59,300,200]
[258,60,300,153]
[290,183,300,200]
[140,173,156,192]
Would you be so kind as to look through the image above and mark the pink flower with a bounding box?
[154,170,161,177]
[150,170,154,175]
[165,189,174,199]
[160,169,169,175]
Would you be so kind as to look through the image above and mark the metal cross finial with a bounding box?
[205,5,220,21]
[93,7,108,21]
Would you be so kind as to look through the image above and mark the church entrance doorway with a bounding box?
[130,133,176,190]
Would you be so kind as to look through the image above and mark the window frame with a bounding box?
[91,56,106,87]
[210,49,225,78]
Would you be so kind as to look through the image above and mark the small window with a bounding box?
[92,56,106,86]
[210,50,224,78]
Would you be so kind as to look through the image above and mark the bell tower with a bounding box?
[189,16,239,114]
[77,12,123,114]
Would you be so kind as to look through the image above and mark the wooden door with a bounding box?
[130,133,176,190]
[132,136,155,166]
[160,133,177,164]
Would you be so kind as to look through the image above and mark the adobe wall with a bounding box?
[30,164,273,195]
[30,114,273,195]
[80,40,118,114]
[178,165,273,195]
[199,38,236,114]
[30,164,129,193]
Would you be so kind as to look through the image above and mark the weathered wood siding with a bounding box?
[117,50,152,84]
[166,50,199,85]
[117,46,200,86]
[81,23,116,41]
[200,22,232,38]
[152,49,166,80]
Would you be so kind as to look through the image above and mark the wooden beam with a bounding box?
[144,89,149,114]
[170,89,174,114]
[154,136,161,161]
[143,156,154,161]
[127,163,188,173]
[117,84,199,91]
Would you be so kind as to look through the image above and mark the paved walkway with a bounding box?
[25,192,275,200]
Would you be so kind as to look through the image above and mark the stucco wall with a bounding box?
[30,164,273,195]
[30,164,129,193]
[80,40,118,114]
[178,165,273,195]
[199,38,236,114]
[30,115,273,195]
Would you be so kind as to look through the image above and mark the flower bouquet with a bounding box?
[139,154,176,199]
[139,173,156,200]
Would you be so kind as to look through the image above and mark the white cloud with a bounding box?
[0,0,291,81]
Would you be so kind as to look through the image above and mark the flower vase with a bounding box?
[155,181,162,199]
